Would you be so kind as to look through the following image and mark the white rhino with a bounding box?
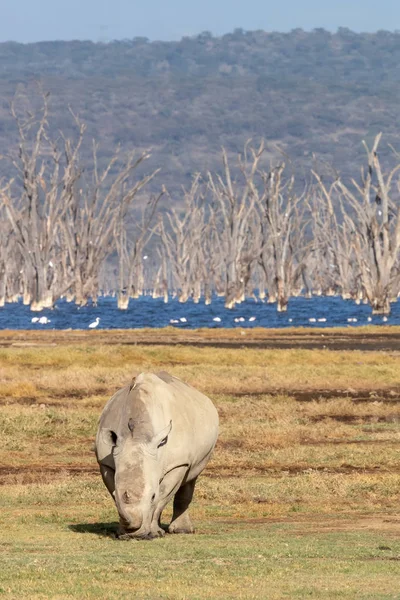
[95,371,219,540]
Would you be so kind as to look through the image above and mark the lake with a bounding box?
[0,295,398,330]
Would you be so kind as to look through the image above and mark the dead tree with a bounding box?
[208,143,264,308]
[59,137,158,307]
[314,134,400,314]
[151,246,169,303]
[0,202,17,306]
[254,164,309,311]
[0,95,83,310]
[115,189,162,310]
[308,184,358,299]
[158,175,207,303]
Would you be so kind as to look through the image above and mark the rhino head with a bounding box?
[102,416,172,539]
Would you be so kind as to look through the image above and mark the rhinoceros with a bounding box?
[95,371,219,540]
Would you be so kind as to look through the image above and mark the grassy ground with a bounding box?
[0,329,399,599]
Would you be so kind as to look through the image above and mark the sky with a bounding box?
[1,0,400,44]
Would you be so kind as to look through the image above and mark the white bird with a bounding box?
[383,316,388,322]
[367,317,372,322]
[234,317,240,323]
[288,318,293,323]
[38,316,50,324]
[239,317,245,322]
[309,318,316,323]
[143,255,148,260]
[248,316,256,322]
[31,317,39,323]
[170,319,179,324]
[179,317,187,323]
[88,317,100,329]
[317,318,327,323]
[213,317,221,322]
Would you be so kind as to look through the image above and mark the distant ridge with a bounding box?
[0,28,399,194]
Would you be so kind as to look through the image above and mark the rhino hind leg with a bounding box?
[168,478,197,534]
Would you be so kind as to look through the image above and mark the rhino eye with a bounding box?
[110,430,117,446]
[157,436,168,448]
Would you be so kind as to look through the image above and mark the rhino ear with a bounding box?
[154,420,172,448]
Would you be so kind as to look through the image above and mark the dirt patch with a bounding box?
[2,388,399,408]
[217,514,400,537]
[301,438,399,446]
[204,464,400,477]
[291,389,400,403]
[2,328,400,352]
[2,462,400,486]
[0,464,99,485]
[309,414,399,423]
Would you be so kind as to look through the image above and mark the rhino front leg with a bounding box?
[168,477,197,534]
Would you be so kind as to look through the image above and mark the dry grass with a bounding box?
[0,344,400,407]
[0,330,399,598]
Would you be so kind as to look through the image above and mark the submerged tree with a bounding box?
[314,134,400,314]
[208,143,264,308]
[254,163,310,311]
[0,92,159,310]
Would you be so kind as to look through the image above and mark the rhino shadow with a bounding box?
[69,522,119,538]
[69,522,170,538]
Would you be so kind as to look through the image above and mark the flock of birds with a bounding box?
[31,316,51,325]
[169,316,258,324]
[29,313,389,328]
[168,315,390,326]
[31,315,101,328]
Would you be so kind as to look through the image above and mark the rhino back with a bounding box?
[96,372,218,469]
[154,372,219,462]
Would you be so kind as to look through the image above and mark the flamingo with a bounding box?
[88,317,100,329]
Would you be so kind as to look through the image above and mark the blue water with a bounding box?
[0,296,399,330]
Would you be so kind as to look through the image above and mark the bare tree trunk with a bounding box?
[313,134,400,315]
[208,143,264,308]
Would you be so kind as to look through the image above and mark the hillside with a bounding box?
[1,28,400,193]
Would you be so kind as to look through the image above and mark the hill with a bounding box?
[1,28,400,193]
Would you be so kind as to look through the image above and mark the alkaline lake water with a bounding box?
[0,296,399,330]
